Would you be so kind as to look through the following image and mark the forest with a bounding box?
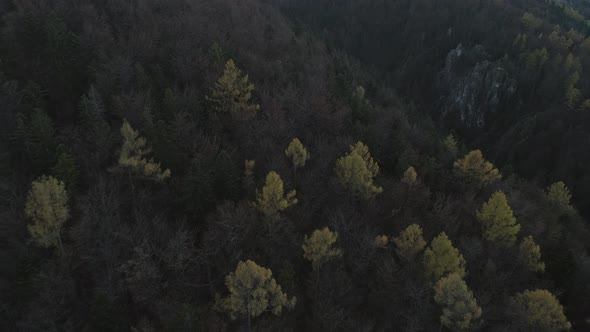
[0,0,589,331]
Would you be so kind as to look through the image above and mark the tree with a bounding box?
[207,59,260,119]
[285,138,310,180]
[255,171,297,216]
[511,290,571,331]
[24,176,69,254]
[401,166,418,186]
[442,134,458,160]
[518,236,545,273]
[335,141,383,200]
[117,119,171,181]
[302,227,342,270]
[434,273,482,331]
[394,224,427,260]
[546,181,572,210]
[374,235,389,249]
[220,260,296,328]
[423,232,466,282]
[453,150,501,187]
[476,192,520,245]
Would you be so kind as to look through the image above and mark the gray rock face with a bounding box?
[438,44,516,128]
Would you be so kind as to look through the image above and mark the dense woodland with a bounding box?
[1,0,590,331]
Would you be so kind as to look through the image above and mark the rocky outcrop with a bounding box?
[438,44,516,128]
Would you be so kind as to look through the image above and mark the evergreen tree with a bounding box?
[423,232,466,282]
[518,236,545,273]
[511,289,571,331]
[394,224,427,260]
[434,273,482,331]
[117,119,171,181]
[285,138,310,180]
[207,59,260,119]
[401,166,418,186]
[476,192,520,245]
[374,235,389,249]
[220,260,296,327]
[335,141,383,200]
[453,150,501,188]
[255,171,297,216]
[546,181,572,210]
[303,227,342,270]
[25,176,69,254]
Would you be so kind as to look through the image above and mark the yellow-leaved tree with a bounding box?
[518,236,545,273]
[401,166,418,186]
[434,273,482,331]
[546,181,573,210]
[511,289,571,331]
[303,227,342,270]
[25,176,69,255]
[394,224,427,260]
[285,138,310,181]
[117,120,171,181]
[207,59,260,119]
[335,141,383,200]
[453,150,501,188]
[255,171,297,216]
[423,232,466,282]
[476,192,520,246]
[219,260,296,328]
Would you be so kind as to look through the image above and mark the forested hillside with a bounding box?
[0,0,589,331]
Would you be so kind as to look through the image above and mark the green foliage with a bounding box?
[25,176,69,253]
[255,171,297,216]
[442,134,458,159]
[117,119,171,181]
[15,108,57,174]
[522,12,542,31]
[546,181,572,210]
[518,236,545,273]
[285,138,310,169]
[476,192,521,245]
[303,227,342,269]
[511,289,571,331]
[423,232,466,282]
[207,59,260,119]
[335,141,383,200]
[52,150,79,194]
[453,150,501,188]
[394,224,427,260]
[434,273,482,331]
[220,260,296,320]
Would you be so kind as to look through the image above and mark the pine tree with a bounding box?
[25,176,69,254]
[302,227,342,270]
[335,141,383,200]
[207,59,260,119]
[434,273,482,331]
[518,236,545,273]
[117,119,171,181]
[511,289,571,331]
[255,171,297,216]
[401,166,418,186]
[374,235,389,249]
[546,181,572,210]
[442,134,458,159]
[423,232,466,282]
[476,192,520,245]
[220,260,296,327]
[453,150,501,188]
[394,224,427,260]
[285,138,310,180]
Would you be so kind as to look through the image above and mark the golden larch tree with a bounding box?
[25,176,69,254]
[335,141,383,200]
[476,192,520,246]
[434,273,482,331]
[303,227,342,270]
[255,171,297,216]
